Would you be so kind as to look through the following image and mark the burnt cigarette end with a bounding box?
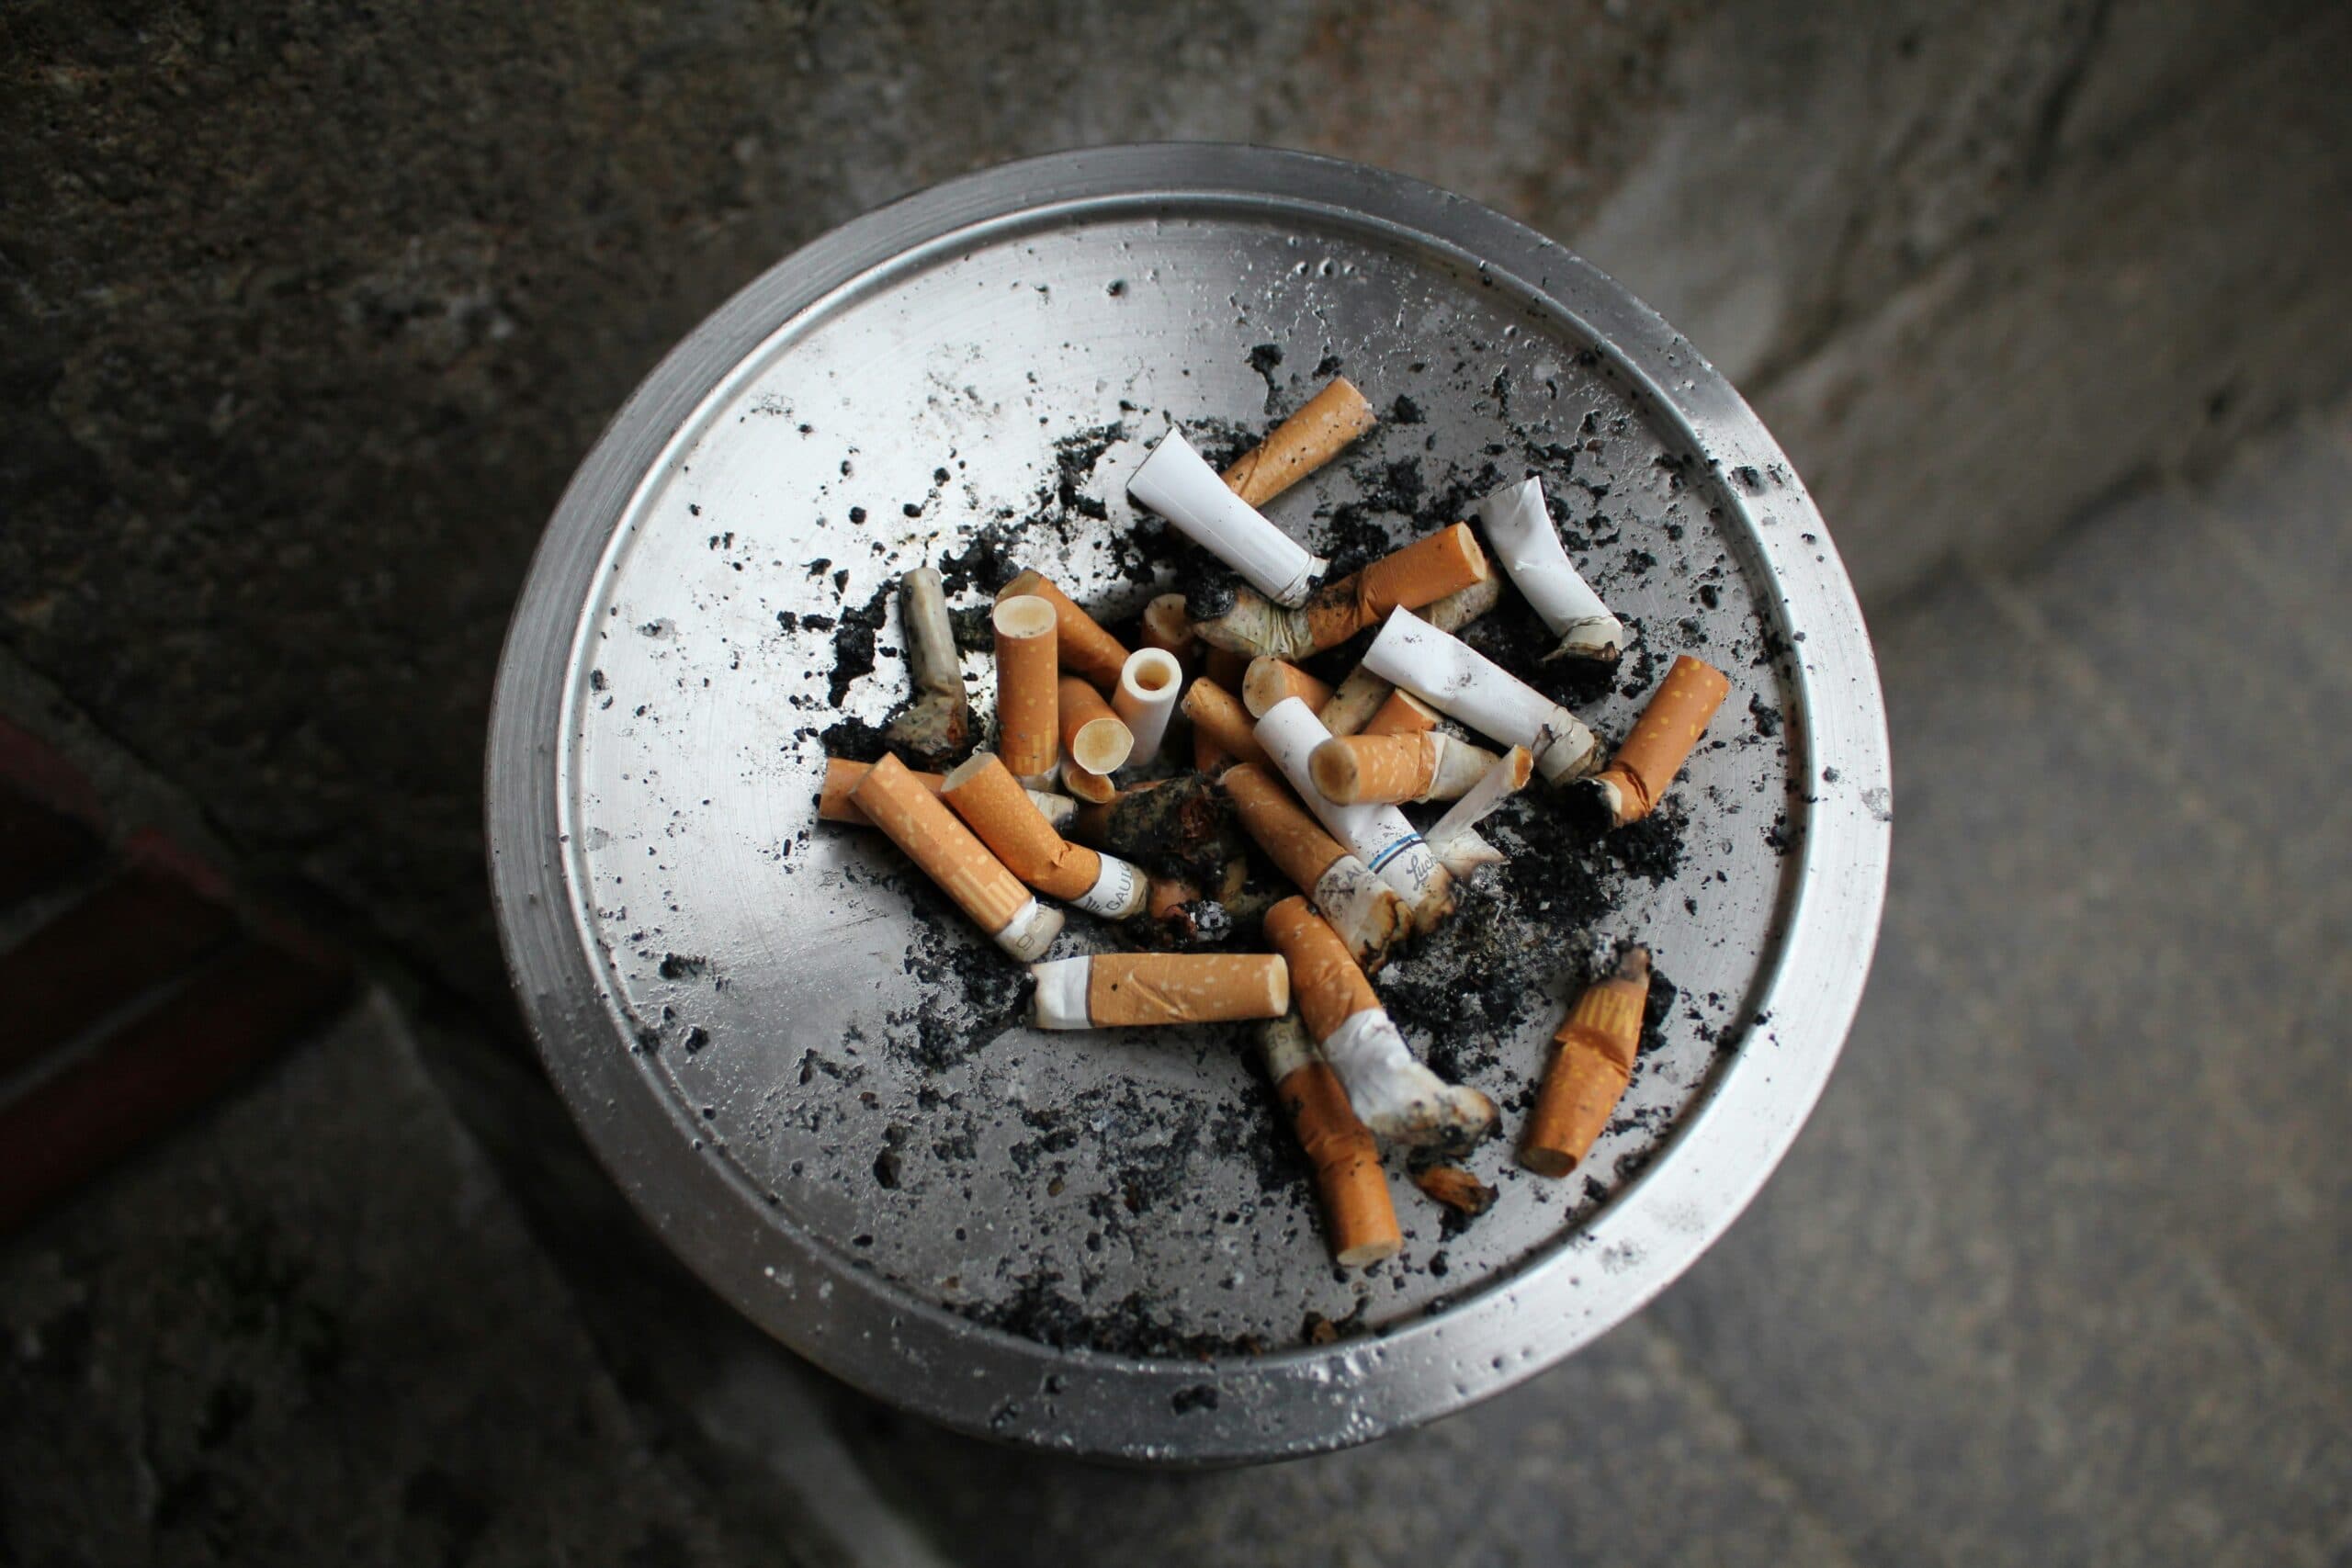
[1408,1162,1498,1218]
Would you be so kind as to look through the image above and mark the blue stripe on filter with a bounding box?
[1366,833,1424,873]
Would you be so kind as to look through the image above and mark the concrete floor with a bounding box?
[5,405,2348,1563]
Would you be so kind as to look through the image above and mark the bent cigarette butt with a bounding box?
[1220,763,1410,969]
[1362,606,1600,784]
[1057,675,1135,775]
[1180,678,1270,771]
[1113,648,1182,766]
[1139,593,1200,674]
[1590,655,1731,826]
[1309,731,1497,805]
[1242,657,1334,719]
[1360,688,1440,738]
[850,753,1063,960]
[882,567,969,765]
[1521,947,1651,1176]
[1433,828,1505,878]
[1129,429,1329,606]
[991,593,1060,779]
[1409,1163,1497,1218]
[1476,478,1626,661]
[1318,667,1393,737]
[1193,523,1491,662]
[1059,757,1118,805]
[1030,952,1289,1028]
[1254,696,1454,929]
[1265,897,1494,1150]
[939,753,1147,919]
[1222,377,1378,509]
[1260,1013,1400,1267]
[997,569,1129,689]
[1426,746,1534,847]
[822,757,1072,829]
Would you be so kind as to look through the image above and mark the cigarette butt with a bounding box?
[1253,696,1453,928]
[821,757,1073,830]
[1129,429,1329,605]
[1308,731,1498,806]
[939,753,1147,919]
[1221,377,1379,509]
[1220,763,1410,969]
[1317,667,1393,737]
[1113,648,1182,765]
[1591,655,1731,826]
[1261,1014,1400,1267]
[1180,678,1270,771]
[1425,746,1534,847]
[1423,574,1503,634]
[1029,952,1289,1028]
[1521,947,1651,1176]
[1204,644,1251,692]
[1057,674,1135,775]
[1059,757,1118,805]
[850,753,1062,960]
[1192,524,1491,662]
[1476,478,1624,660]
[1139,593,1200,674]
[1409,1163,1497,1217]
[1360,688,1440,737]
[1241,657,1333,719]
[1362,606,1600,784]
[1265,897,1382,1040]
[997,569,1130,689]
[992,593,1060,779]
[882,567,970,765]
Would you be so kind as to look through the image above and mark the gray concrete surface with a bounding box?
[5,0,2346,1008]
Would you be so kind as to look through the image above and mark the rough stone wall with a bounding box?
[4,0,2346,1002]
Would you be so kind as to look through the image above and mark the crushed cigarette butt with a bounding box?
[1260,1012,1401,1267]
[1521,946,1650,1176]
[1588,655,1730,827]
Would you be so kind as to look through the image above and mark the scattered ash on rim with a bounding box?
[885,888,1033,1073]
[961,1273,1263,1360]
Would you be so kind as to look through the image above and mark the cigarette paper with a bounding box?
[1521,947,1651,1176]
[1220,763,1410,969]
[1589,655,1731,826]
[1308,731,1498,806]
[1359,688,1439,737]
[819,757,1073,830]
[1265,897,1495,1150]
[1476,478,1626,660]
[881,567,970,765]
[1361,606,1600,784]
[1057,675,1134,776]
[1424,746,1534,847]
[939,753,1148,919]
[1128,429,1329,606]
[1112,648,1182,766]
[1029,952,1289,1029]
[1254,696,1453,928]
[1179,678,1270,772]
[1314,577,1504,737]
[1194,524,1491,662]
[1432,829,1505,877]
[996,569,1129,689]
[991,593,1060,780]
[1221,377,1378,509]
[1259,1012,1401,1267]
[849,754,1063,960]
[1138,592,1199,674]
[1241,657,1333,719]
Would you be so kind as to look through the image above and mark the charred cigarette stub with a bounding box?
[1220,763,1411,968]
[849,754,1063,960]
[881,567,970,765]
[939,753,1148,919]
[1476,478,1626,661]
[1309,730,1499,806]
[1193,523,1491,662]
[1521,947,1651,1176]
[1254,696,1453,927]
[1265,897,1495,1150]
[1241,657,1333,719]
[1424,746,1534,849]
[1127,429,1329,606]
[818,757,1073,830]
[1112,648,1182,766]
[1030,952,1289,1029]
[1259,1012,1401,1267]
[991,593,1060,781]
[1138,593,1200,673]
[1408,1163,1497,1218]
[1362,606,1600,784]
[1220,377,1378,509]
[1179,678,1270,773]
[996,570,1129,690]
[1589,655,1732,827]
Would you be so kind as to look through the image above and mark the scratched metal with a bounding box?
[486,146,1891,1463]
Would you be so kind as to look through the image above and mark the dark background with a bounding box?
[4,3,2348,1563]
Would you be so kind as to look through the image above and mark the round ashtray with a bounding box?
[487,144,1890,1464]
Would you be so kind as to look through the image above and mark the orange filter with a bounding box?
[939,753,1146,919]
[1259,1012,1400,1267]
[849,754,1062,959]
[1593,656,1730,826]
[1241,658,1333,718]
[1221,377,1378,508]
[1222,765,1409,968]
[1360,688,1439,737]
[1263,897,1380,1042]
[997,569,1129,689]
[1309,730,1496,805]
[820,757,942,825]
[1057,675,1135,776]
[1029,953,1289,1028]
[1139,592,1200,674]
[1520,947,1651,1176]
[1179,678,1269,771]
[992,593,1059,779]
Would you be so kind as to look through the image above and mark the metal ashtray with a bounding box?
[486,144,1891,1464]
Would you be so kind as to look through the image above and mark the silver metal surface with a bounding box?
[486,144,1892,1464]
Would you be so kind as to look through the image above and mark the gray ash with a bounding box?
[818,713,891,764]
[825,579,894,706]
[962,1273,1258,1360]
[887,897,1032,1072]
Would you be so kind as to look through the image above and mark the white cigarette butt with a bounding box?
[1127,428,1329,606]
